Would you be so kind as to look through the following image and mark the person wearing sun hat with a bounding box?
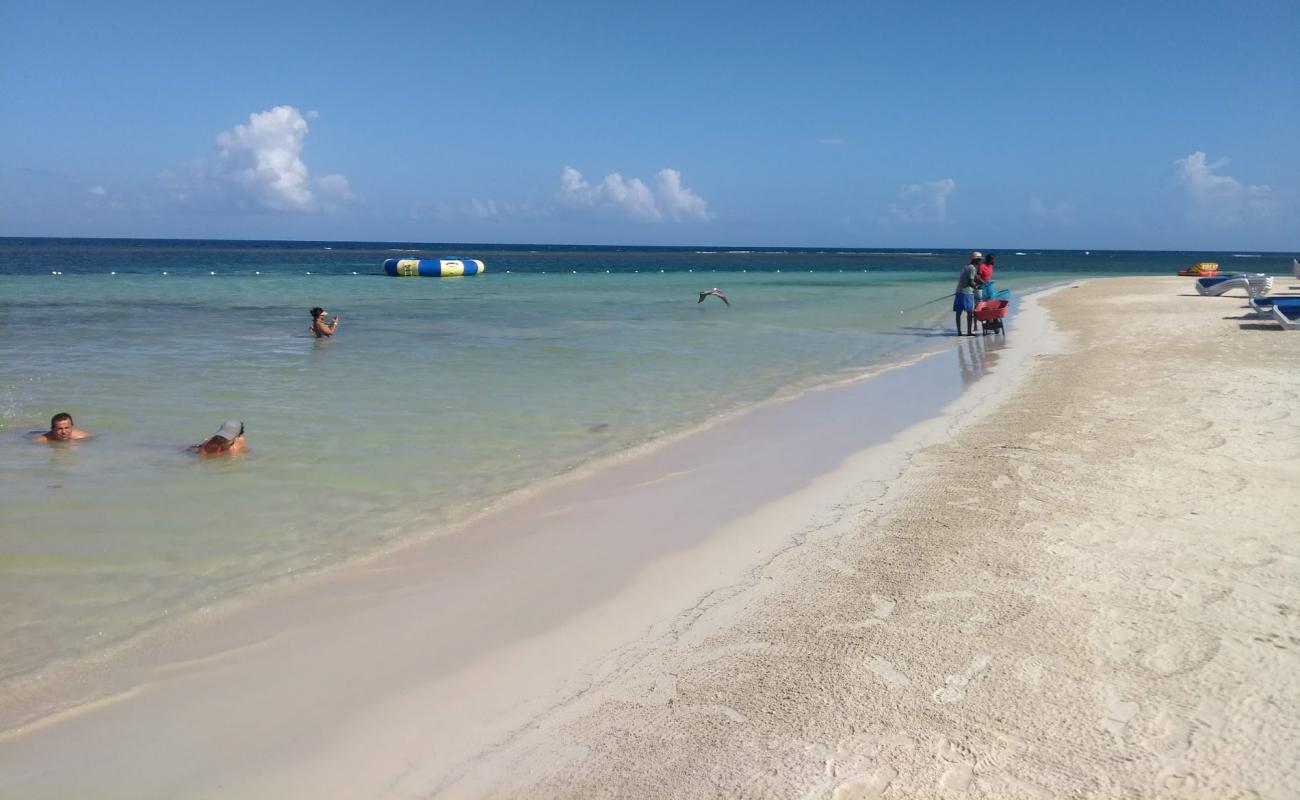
[953,252,985,336]
[192,420,247,458]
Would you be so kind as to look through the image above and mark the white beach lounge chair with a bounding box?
[1271,303,1300,330]
[1195,273,1273,297]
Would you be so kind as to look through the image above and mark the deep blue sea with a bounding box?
[1,238,1292,689]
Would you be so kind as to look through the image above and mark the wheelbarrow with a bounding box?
[974,298,1009,334]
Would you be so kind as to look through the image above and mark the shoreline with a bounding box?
[0,287,1066,796]
[0,282,1025,717]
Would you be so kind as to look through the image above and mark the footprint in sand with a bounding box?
[974,735,1027,773]
[1098,696,1140,744]
[1140,634,1220,677]
[936,736,975,792]
[824,557,858,576]
[1013,655,1046,684]
[1142,710,1192,761]
[1099,623,1139,664]
[933,655,992,704]
[868,656,912,688]
[831,765,898,800]
[871,594,897,619]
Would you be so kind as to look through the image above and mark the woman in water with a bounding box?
[191,420,247,458]
[309,306,339,338]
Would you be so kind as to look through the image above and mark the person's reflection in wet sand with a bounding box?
[955,335,1007,386]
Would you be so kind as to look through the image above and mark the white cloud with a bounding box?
[885,178,956,224]
[165,105,350,213]
[1174,151,1273,226]
[317,173,354,201]
[557,165,712,223]
[87,185,107,196]
[654,169,711,222]
[1029,196,1078,226]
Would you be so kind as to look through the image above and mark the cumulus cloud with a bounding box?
[884,178,956,224]
[165,105,351,213]
[317,173,354,201]
[557,166,712,223]
[1029,196,1078,226]
[1174,151,1273,226]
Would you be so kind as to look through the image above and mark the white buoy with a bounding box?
[210,271,216,275]
[110,271,116,275]
[255,271,260,275]
[572,270,577,274]
[351,271,357,275]
[162,271,168,275]
[305,271,312,275]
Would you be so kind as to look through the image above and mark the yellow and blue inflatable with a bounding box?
[384,257,485,277]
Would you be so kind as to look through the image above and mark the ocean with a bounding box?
[1,238,1292,690]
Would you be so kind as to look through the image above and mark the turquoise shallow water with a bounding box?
[1,239,1292,687]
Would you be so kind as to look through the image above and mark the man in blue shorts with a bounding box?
[953,251,985,336]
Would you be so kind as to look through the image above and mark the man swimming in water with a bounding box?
[32,412,90,442]
[698,288,730,305]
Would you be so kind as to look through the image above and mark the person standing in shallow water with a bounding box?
[977,253,996,300]
[309,307,339,338]
[953,252,985,336]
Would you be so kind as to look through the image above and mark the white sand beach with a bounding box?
[2,276,1298,799]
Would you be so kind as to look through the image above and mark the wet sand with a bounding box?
[4,277,1297,798]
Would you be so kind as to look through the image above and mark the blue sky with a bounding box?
[2,0,1296,249]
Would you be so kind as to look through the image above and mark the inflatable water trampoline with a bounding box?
[384,257,485,277]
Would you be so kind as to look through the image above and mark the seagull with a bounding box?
[698,287,730,306]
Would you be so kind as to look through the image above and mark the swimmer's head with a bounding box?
[49,412,75,441]
[310,307,325,320]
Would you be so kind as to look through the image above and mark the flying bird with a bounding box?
[698,288,730,306]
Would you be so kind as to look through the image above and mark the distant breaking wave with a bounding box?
[1232,254,1261,258]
